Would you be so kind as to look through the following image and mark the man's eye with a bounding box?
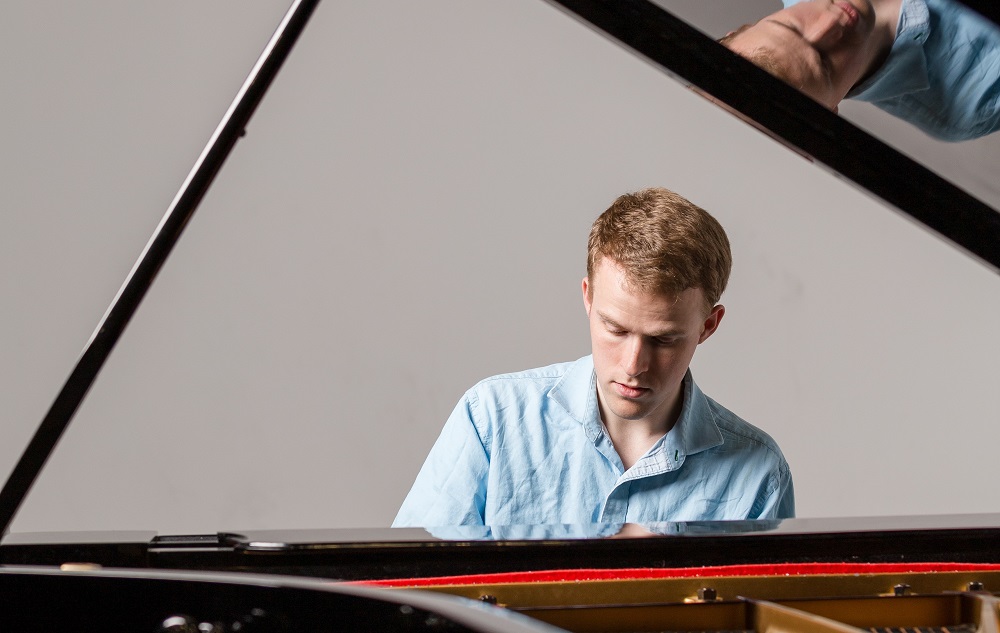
[608,329,627,336]
[656,337,677,346]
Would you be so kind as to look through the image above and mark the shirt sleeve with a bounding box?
[752,463,796,520]
[392,392,491,527]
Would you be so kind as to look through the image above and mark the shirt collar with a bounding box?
[848,0,930,100]
[667,371,725,458]
[548,356,601,440]
[547,356,724,456]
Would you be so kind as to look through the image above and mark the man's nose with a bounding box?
[804,10,843,48]
[623,337,650,376]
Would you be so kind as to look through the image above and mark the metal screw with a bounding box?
[479,594,498,605]
[893,583,911,596]
[697,587,718,601]
[968,581,985,592]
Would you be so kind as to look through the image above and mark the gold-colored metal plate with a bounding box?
[393,571,1000,633]
[409,571,1000,609]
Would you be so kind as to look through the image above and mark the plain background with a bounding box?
[2,0,999,534]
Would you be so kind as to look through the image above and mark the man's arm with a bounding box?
[392,394,490,527]
[752,463,795,520]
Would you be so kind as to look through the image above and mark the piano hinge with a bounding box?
[149,532,245,552]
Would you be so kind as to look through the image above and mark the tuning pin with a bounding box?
[159,615,200,633]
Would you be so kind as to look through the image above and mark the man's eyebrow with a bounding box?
[596,311,684,338]
[596,312,625,330]
[763,18,804,38]
[649,328,686,339]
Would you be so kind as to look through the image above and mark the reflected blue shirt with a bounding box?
[784,0,1000,140]
[393,356,794,527]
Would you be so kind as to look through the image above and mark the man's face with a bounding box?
[727,0,879,110]
[582,259,724,430]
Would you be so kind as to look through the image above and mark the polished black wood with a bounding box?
[4,516,1000,581]
[0,567,553,632]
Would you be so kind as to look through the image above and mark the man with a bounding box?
[393,187,794,527]
[721,0,1000,141]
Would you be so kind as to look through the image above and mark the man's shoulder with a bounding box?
[459,356,594,428]
[702,395,788,464]
[455,357,592,441]
[467,357,588,397]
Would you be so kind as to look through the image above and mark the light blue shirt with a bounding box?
[393,356,794,527]
[785,0,1000,140]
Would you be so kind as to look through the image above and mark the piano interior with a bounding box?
[372,566,1000,632]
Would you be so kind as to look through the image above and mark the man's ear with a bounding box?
[581,277,592,316]
[698,304,725,344]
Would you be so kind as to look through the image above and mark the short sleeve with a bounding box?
[392,393,491,527]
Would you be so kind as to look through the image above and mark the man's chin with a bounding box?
[608,400,652,422]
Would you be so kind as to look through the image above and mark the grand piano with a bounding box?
[3,0,1000,631]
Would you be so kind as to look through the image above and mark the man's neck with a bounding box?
[862,0,905,79]
[872,0,905,32]
[598,389,683,471]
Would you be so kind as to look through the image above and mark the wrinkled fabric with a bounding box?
[784,0,1000,140]
[393,356,794,527]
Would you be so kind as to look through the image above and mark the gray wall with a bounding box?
[2,0,998,534]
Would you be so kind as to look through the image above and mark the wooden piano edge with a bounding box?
[3,525,1000,581]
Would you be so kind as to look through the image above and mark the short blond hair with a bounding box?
[587,187,732,308]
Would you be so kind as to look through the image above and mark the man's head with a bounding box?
[582,187,731,431]
[586,187,731,312]
[720,0,884,111]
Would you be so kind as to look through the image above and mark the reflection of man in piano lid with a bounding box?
[721,0,1000,141]
[393,188,794,528]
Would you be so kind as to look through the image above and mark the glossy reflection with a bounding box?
[721,0,1000,141]
[422,520,783,541]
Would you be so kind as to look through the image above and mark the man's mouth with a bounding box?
[834,1,859,28]
[613,382,649,398]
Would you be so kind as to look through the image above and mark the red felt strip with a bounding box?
[355,562,1000,587]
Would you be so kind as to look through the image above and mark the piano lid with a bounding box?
[1,0,998,537]
[549,0,1000,269]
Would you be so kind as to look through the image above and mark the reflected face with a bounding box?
[582,259,724,430]
[727,0,879,109]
